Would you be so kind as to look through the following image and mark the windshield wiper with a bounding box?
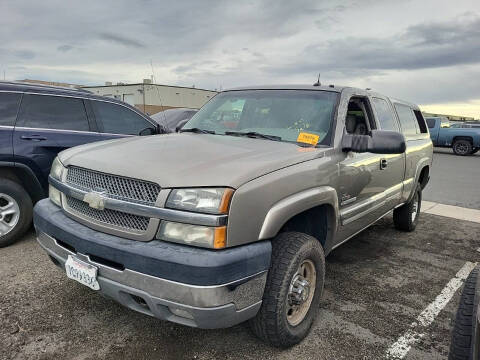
[224,131,281,142]
[180,128,216,134]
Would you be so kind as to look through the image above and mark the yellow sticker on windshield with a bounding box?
[297,132,319,146]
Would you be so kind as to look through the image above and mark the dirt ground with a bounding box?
[1,213,479,360]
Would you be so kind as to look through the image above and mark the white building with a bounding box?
[83,80,217,115]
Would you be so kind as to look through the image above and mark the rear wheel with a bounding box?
[453,139,473,156]
[0,179,33,247]
[250,232,325,347]
[393,183,421,232]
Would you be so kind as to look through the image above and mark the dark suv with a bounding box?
[0,81,162,247]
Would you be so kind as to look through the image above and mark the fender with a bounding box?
[258,186,339,242]
[406,157,431,202]
[0,161,45,202]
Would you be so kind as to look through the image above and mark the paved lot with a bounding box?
[2,212,479,360]
[423,148,480,210]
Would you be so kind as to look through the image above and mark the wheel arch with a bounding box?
[258,186,339,254]
[452,136,474,145]
[0,162,45,203]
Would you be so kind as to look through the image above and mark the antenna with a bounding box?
[313,73,321,87]
[150,60,168,128]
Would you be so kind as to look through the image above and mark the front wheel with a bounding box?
[249,232,325,347]
[453,139,473,156]
[393,183,421,232]
[0,179,33,247]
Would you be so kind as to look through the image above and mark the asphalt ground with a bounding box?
[423,148,480,210]
[2,211,479,360]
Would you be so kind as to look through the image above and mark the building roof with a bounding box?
[82,83,216,93]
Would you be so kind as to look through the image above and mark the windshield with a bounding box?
[183,90,338,146]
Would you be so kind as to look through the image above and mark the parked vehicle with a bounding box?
[0,81,163,247]
[151,107,197,132]
[449,266,480,360]
[34,84,432,347]
[426,117,480,155]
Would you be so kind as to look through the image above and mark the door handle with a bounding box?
[21,135,47,141]
[380,158,388,170]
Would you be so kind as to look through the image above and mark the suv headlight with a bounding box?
[49,157,66,207]
[166,188,234,214]
[50,157,66,181]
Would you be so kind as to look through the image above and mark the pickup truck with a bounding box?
[426,116,480,155]
[34,85,433,347]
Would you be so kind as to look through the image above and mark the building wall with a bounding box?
[422,112,475,122]
[83,84,217,115]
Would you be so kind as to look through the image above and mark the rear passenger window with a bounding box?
[394,103,418,136]
[413,110,428,133]
[0,92,22,126]
[17,94,89,131]
[91,101,152,135]
[426,118,436,128]
[372,97,399,131]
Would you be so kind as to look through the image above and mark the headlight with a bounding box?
[166,188,234,214]
[50,157,66,181]
[157,221,226,249]
[49,185,62,207]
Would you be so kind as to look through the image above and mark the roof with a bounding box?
[0,81,92,95]
[225,84,345,93]
[82,83,216,93]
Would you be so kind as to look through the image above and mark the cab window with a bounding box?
[0,93,22,126]
[372,97,399,131]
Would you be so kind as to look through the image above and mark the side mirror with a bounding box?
[138,127,156,136]
[342,130,406,154]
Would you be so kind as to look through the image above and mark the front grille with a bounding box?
[66,196,150,232]
[66,167,160,205]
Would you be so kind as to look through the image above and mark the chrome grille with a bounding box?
[66,166,160,205]
[66,196,149,232]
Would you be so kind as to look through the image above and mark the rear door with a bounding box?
[89,99,157,139]
[0,92,22,162]
[13,94,100,190]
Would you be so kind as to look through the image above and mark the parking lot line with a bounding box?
[385,261,478,359]
[421,201,480,223]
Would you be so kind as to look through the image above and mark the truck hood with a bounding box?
[59,133,327,188]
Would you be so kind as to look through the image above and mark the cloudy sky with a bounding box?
[1,0,480,117]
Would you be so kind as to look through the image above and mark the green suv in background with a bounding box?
[34,85,433,347]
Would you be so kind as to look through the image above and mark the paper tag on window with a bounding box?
[297,132,319,146]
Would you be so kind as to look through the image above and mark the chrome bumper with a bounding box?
[37,231,266,328]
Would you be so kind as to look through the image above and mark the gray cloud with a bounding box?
[98,32,145,48]
[0,0,479,113]
[57,45,73,52]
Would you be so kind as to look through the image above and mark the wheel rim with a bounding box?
[411,191,419,223]
[0,193,20,237]
[286,259,316,326]
[454,142,469,155]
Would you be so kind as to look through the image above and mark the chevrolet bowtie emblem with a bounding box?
[83,191,107,210]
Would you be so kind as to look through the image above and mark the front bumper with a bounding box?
[34,199,271,328]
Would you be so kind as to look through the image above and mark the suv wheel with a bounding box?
[250,232,325,347]
[393,183,421,232]
[453,139,473,156]
[0,179,33,247]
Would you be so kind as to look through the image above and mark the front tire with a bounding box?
[453,139,473,156]
[393,183,421,232]
[250,232,325,347]
[0,179,33,247]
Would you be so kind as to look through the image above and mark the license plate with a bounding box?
[65,255,100,291]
